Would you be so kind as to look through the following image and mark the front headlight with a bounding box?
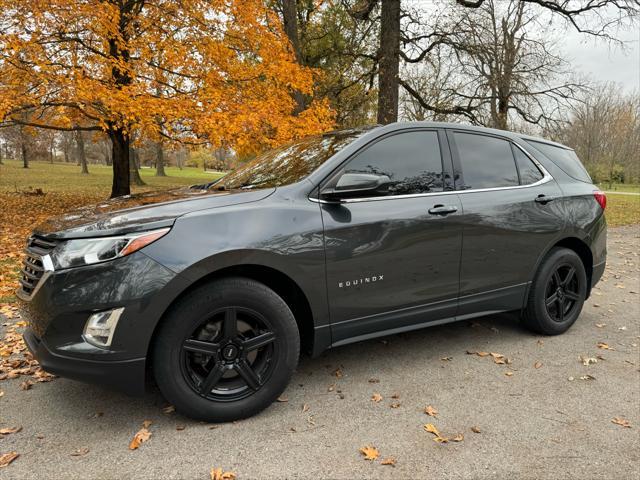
[50,227,170,270]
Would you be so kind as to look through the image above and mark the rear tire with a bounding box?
[152,277,299,422]
[522,247,587,335]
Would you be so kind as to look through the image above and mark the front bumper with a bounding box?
[18,251,188,394]
[23,328,146,395]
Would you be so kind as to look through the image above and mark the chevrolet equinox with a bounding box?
[19,122,607,421]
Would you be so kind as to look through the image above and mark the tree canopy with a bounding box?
[0,0,333,197]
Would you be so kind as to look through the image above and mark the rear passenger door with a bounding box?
[447,130,565,317]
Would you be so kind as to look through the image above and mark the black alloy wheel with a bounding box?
[153,277,299,422]
[180,306,277,401]
[522,247,587,335]
[544,264,581,322]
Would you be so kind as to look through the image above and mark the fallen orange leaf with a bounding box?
[381,457,397,466]
[0,451,19,468]
[424,405,438,417]
[466,350,490,357]
[424,423,441,436]
[70,447,90,457]
[0,427,21,437]
[612,417,631,428]
[371,393,383,403]
[210,467,237,480]
[129,427,151,450]
[359,445,379,461]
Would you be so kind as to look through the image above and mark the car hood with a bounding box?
[34,186,276,240]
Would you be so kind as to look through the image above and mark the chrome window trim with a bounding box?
[309,139,552,205]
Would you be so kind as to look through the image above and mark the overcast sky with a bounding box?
[562,26,639,92]
[409,0,639,92]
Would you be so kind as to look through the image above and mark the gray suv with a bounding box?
[18,122,607,421]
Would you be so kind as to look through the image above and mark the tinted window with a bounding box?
[454,133,518,189]
[525,140,591,183]
[513,146,543,184]
[335,131,443,196]
[217,129,369,190]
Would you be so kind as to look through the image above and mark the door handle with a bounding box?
[428,204,458,215]
[534,194,556,204]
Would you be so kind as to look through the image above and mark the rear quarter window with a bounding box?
[525,140,592,183]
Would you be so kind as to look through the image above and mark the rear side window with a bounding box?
[453,132,519,189]
[338,130,444,196]
[513,146,544,184]
[525,140,591,183]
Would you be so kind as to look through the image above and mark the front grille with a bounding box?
[19,236,57,298]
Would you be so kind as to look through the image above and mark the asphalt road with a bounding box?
[1,226,639,479]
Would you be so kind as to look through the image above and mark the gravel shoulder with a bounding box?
[1,225,639,479]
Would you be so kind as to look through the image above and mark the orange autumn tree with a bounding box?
[0,0,333,197]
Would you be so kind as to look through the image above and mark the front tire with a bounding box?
[152,277,299,422]
[522,247,587,335]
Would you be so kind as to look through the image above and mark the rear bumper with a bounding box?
[23,328,146,395]
[592,260,606,290]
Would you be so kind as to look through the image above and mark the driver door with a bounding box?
[319,129,463,345]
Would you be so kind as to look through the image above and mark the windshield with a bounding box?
[215,128,371,190]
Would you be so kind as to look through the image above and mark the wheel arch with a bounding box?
[147,263,321,365]
[524,235,594,310]
[553,237,594,292]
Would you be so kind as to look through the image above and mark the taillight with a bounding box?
[593,191,606,210]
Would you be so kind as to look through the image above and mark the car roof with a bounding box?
[343,121,572,151]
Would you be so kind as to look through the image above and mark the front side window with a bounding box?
[513,146,544,184]
[454,132,519,189]
[331,131,444,196]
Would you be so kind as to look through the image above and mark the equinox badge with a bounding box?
[338,275,384,288]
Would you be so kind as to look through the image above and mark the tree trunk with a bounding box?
[176,149,184,170]
[104,141,112,166]
[76,130,89,174]
[49,136,54,163]
[109,128,130,198]
[377,0,401,124]
[281,0,307,114]
[21,130,29,168]
[0,143,3,165]
[155,140,166,176]
[129,144,145,186]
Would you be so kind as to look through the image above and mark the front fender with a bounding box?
[140,192,328,356]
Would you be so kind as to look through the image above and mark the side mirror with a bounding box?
[321,172,391,201]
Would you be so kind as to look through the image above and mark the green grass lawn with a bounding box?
[605,195,640,227]
[0,159,224,195]
[597,183,640,194]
